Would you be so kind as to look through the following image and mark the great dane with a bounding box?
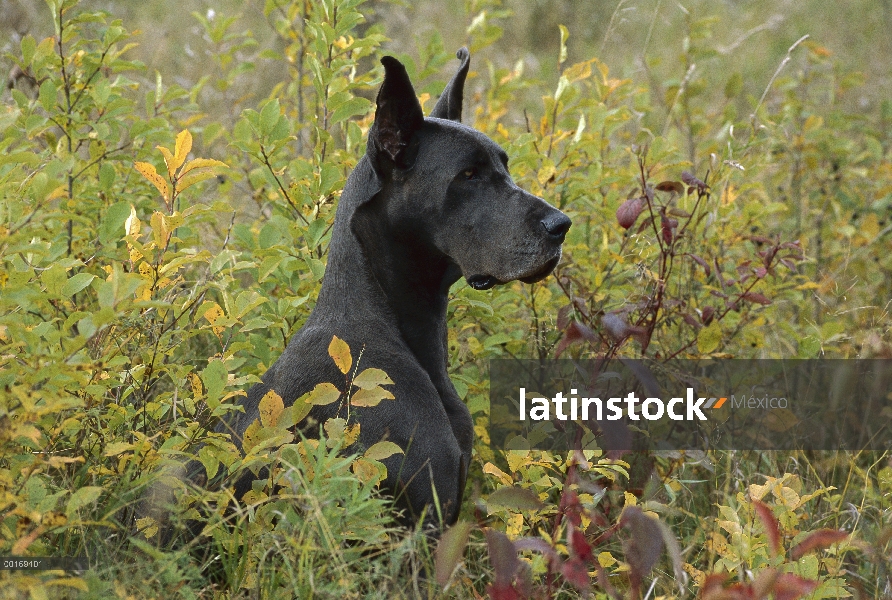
[215,49,571,529]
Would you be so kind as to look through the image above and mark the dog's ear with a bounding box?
[369,56,424,170]
[430,47,470,123]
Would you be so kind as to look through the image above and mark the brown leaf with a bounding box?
[701,305,715,325]
[616,196,646,229]
[790,529,848,560]
[655,180,685,194]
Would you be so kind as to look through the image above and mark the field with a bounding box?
[0,0,890,598]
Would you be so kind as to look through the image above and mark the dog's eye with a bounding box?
[463,168,478,180]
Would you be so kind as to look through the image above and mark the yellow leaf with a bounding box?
[328,335,352,374]
[125,204,140,236]
[173,130,192,171]
[157,145,177,180]
[203,302,225,337]
[136,516,158,540]
[150,211,170,248]
[180,157,228,176]
[352,368,394,389]
[242,419,262,452]
[350,386,395,407]
[259,390,284,427]
[189,372,203,397]
[598,551,617,568]
[134,161,170,203]
[482,462,512,485]
[352,457,385,484]
[623,490,638,507]
[363,441,403,461]
[175,168,218,194]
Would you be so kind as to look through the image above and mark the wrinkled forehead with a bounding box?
[417,118,509,167]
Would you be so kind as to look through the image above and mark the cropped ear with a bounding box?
[430,47,470,122]
[369,56,424,169]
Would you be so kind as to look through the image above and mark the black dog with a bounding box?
[216,49,570,529]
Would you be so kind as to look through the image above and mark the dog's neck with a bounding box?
[315,161,459,393]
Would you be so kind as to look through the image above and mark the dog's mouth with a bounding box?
[467,275,499,290]
[519,255,561,284]
[467,255,562,290]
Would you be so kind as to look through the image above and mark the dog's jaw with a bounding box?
[466,252,562,289]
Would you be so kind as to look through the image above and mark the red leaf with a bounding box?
[688,253,712,276]
[561,557,592,591]
[681,170,708,193]
[514,537,560,564]
[655,180,685,194]
[701,306,715,325]
[557,304,572,331]
[790,529,848,560]
[485,529,520,588]
[555,321,598,357]
[742,292,772,305]
[661,211,674,244]
[616,196,646,229]
[754,266,768,278]
[487,583,521,600]
[601,313,631,343]
[773,574,820,600]
[752,500,782,558]
[569,527,593,562]
[559,489,582,526]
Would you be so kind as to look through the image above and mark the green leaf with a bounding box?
[21,35,36,66]
[363,441,403,461]
[61,273,96,297]
[487,486,544,511]
[330,96,373,125]
[66,486,103,516]
[202,360,228,406]
[697,321,722,354]
[260,98,281,136]
[307,382,341,406]
[39,79,56,112]
[436,521,473,586]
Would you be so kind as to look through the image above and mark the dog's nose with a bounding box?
[541,212,571,242]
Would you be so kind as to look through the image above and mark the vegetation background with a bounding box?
[0,0,890,598]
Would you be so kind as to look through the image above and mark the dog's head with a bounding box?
[364,50,571,290]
